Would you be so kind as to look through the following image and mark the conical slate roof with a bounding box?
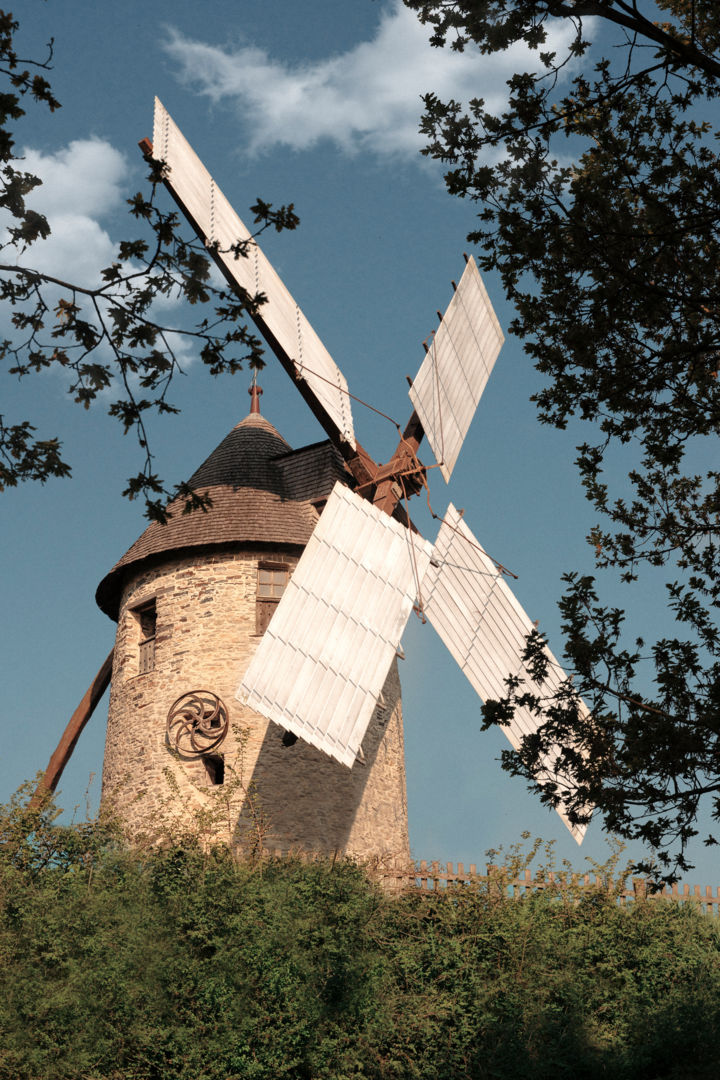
[96,408,347,620]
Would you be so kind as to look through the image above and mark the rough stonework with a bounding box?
[98,407,411,867]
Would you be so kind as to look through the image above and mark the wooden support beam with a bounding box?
[371,408,427,516]
[31,650,114,807]
[372,477,402,516]
[401,408,425,457]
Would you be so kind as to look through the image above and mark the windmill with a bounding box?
[148,99,589,845]
[38,99,589,851]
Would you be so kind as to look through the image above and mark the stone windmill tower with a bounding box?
[94,385,410,862]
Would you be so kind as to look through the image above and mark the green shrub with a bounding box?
[1,789,718,1079]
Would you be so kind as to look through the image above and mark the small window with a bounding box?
[135,600,156,674]
[256,564,289,635]
[257,566,289,599]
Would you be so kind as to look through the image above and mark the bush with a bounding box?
[1,790,719,1079]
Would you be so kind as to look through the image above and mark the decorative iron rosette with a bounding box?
[166,691,229,757]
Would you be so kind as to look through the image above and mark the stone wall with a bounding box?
[101,545,410,865]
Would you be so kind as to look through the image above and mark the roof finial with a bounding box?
[249,372,263,414]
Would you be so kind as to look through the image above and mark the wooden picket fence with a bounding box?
[413,860,720,915]
[258,849,720,913]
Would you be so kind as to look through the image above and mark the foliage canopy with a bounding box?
[2,795,720,1080]
[404,0,720,876]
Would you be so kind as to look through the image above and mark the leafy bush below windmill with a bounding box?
[1,787,719,1080]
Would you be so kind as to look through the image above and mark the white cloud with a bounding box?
[10,138,128,286]
[21,139,128,220]
[164,1,575,160]
[24,212,117,286]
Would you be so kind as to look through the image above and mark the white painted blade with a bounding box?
[421,505,590,843]
[409,258,504,482]
[153,98,355,449]
[237,482,433,767]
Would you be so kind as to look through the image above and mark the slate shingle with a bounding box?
[96,412,349,619]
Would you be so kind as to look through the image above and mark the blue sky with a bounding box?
[3,0,714,883]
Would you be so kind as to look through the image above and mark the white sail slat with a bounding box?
[237,483,433,767]
[409,258,504,481]
[153,98,355,448]
[421,506,589,842]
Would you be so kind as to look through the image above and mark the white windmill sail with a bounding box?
[409,258,504,482]
[421,505,589,843]
[152,97,356,449]
[237,482,433,767]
